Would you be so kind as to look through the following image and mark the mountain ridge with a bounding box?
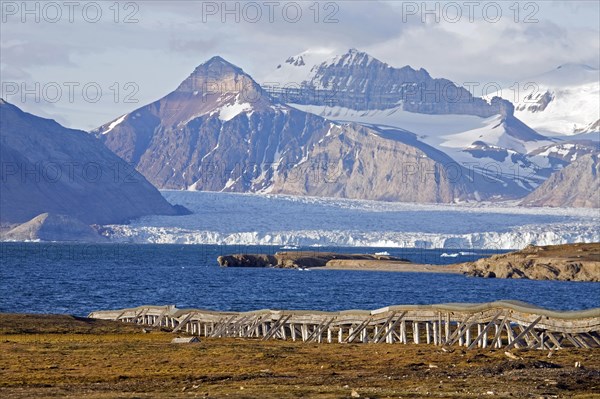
[265,48,506,118]
[96,56,524,203]
[94,52,598,206]
[274,49,597,198]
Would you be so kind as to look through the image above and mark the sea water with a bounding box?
[1,243,598,315]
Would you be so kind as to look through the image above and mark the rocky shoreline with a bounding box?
[460,243,600,282]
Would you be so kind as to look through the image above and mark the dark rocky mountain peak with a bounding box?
[175,56,264,102]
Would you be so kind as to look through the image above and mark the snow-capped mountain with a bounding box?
[96,56,327,193]
[529,141,598,168]
[267,48,335,86]
[95,56,526,203]
[267,49,600,196]
[264,48,502,117]
[489,63,600,136]
[95,52,597,206]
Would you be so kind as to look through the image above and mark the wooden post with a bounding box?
[401,320,407,344]
[438,313,442,345]
[413,322,420,344]
[491,316,510,349]
[374,312,405,344]
[426,322,431,344]
[506,323,517,347]
[505,317,542,351]
[465,327,471,347]
[545,331,562,349]
[494,323,499,347]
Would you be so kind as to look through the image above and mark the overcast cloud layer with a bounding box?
[1,0,599,129]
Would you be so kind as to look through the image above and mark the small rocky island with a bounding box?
[460,243,600,282]
[217,252,410,269]
[218,243,600,282]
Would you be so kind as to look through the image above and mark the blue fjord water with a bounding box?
[0,243,598,316]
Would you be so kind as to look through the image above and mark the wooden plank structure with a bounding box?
[89,301,600,350]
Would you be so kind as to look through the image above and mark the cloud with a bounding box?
[1,40,78,68]
[168,37,220,54]
[367,17,599,87]
[0,0,597,130]
[0,64,31,80]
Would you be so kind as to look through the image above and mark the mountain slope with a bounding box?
[96,56,334,192]
[290,102,553,191]
[96,57,520,203]
[0,99,182,225]
[270,123,516,202]
[521,153,599,208]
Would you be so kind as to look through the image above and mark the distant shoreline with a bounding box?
[313,260,462,274]
[219,243,600,282]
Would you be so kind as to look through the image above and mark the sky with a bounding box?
[1,0,599,130]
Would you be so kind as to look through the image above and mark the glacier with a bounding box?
[102,191,600,249]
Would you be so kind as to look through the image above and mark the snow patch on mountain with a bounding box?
[439,115,553,153]
[534,63,599,87]
[323,48,376,68]
[218,100,253,121]
[516,82,599,136]
[488,64,600,136]
[99,114,127,135]
[532,143,594,163]
[290,103,552,189]
[290,104,487,137]
[265,48,335,84]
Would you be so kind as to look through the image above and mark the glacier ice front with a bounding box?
[103,191,600,249]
